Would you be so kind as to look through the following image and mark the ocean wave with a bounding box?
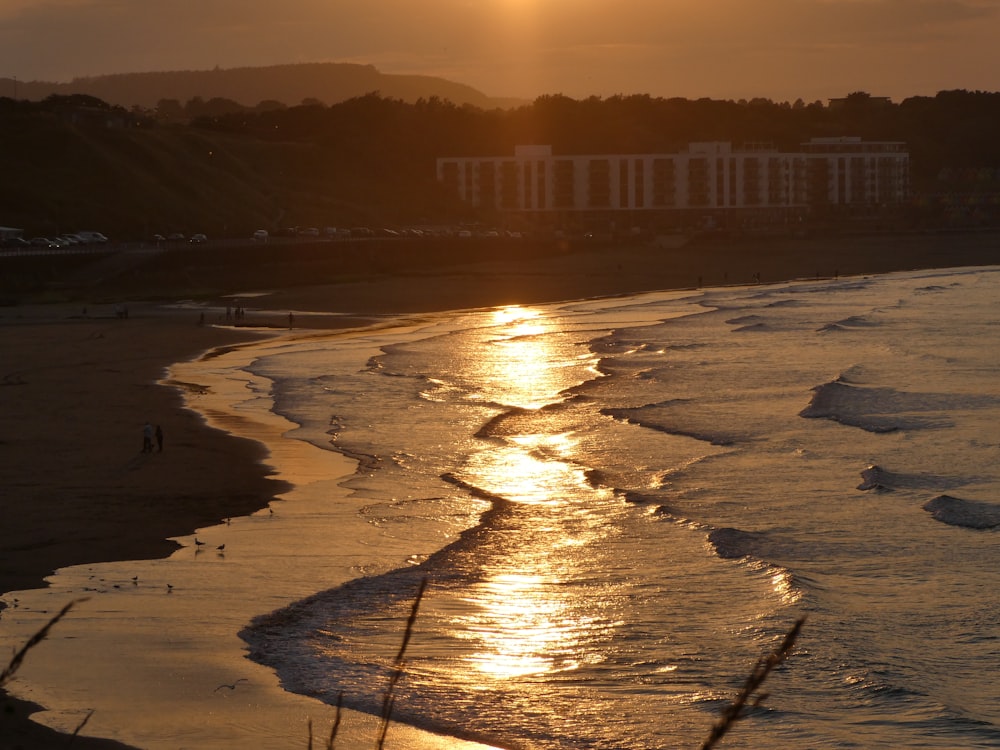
[732,322,770,332]
[440,471,512,506]
[766,298,808,307]
[843,668,930,707]
[698,526,803,605]
[798,381,979,432]
[602,406,739,446]
[817,314,877,333]
[624,490,668,506]
[856,464,972,492]
[816,322,850,333]
[923,495,1000,529]
[475,396,586,439]
[724,314,764,325]
[857,464,892,491]
[835,364,873,385]
[708,527,768,560]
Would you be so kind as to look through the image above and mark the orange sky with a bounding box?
[1,0,998,102]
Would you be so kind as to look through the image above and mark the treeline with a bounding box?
[5,89,1000,240]
[191,89,1000,190]
[1,63,517,111]
[11,88,1000,190]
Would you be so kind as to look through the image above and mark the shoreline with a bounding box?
[2,231,999,748]
[0,307,284,750]
[1,308,504,750]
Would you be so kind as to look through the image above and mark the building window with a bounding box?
[652,158,675,207]
[554,160,575,209]
[501,161,519,209]
[634,159,645,208]
[479,161,497,208]
[688,158,710,207]
[589,159,611,208]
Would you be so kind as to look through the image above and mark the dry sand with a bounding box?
[1,231,998,749]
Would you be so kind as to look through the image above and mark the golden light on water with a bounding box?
[771,568,802,605]
[442,307,620,682]
[465,435,583,506]
[476,307,564,409]
[491,305,542,328]
[457,572,581,680]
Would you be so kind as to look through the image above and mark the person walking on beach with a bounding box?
[142,422,154,453]
[155,425,163,452]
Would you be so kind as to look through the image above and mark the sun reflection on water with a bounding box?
[463,437,583,506]
[439,306,620,683]
[456,572,582,680]
[471,306,591,410]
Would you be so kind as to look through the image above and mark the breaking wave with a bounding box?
[923,495,1000,529]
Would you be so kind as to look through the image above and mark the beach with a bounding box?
[2,230,999,749]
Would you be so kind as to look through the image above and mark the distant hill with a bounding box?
[0,63,526,111]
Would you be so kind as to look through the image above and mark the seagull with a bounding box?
[214,678,248,693]
[216,544,225,552]
[194,538,206,546]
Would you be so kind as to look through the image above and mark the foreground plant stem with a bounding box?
[700,616,806,750]
[376,576,428,750]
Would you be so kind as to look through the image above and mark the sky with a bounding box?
[1,0,999,103]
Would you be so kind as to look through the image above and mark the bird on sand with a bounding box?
[194,538,206,546]
[214,678,248,693]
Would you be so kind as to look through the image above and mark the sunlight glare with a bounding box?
[440,304,620,684]
[476,306,574,409]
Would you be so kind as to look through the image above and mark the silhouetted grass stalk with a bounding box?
[1,598,86,688]
[326,691,344,750]
[700,616,806,750]
[376,576,428,750]
[69,709,95,745]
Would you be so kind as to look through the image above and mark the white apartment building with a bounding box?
[436,138,909,217]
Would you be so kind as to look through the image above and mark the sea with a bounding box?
[3,265,1000,750]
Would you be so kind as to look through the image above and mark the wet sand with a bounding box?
[1,231,998,749]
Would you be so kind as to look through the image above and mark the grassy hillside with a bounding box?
[0,104,463,240]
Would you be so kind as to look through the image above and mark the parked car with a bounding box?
[75,231,109,244]
[29,237,59,247]
[167,233,185,242]
[297,227,320,237]
[252,229,269,243]
[189,233,208,244]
